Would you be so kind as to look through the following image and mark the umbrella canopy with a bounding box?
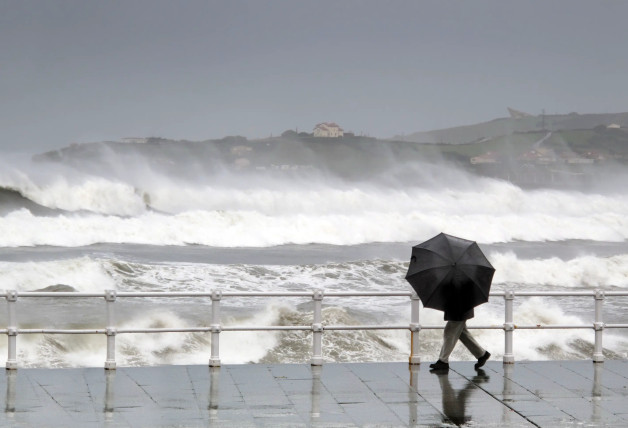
[405,233,495,320]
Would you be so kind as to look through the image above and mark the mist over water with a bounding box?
[1,145,628,367]
[2,147,628,247]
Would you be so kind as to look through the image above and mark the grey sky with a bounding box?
[1,0,627,154]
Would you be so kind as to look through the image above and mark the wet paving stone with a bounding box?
[0,361,625,426]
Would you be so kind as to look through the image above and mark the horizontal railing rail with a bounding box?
[3,289,628,370]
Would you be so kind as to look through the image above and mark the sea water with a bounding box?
[1,149,627,367]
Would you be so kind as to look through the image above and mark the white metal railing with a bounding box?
[3,289,628,370]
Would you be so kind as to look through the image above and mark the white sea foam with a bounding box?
[1,189,628,247]
[1,293,625,368]
[0,257,115,292]
[2,153,628,367]
[491,252,628,288]
[1,252,627,368]
[0,304,285,367]
[2,157,628,246]
[0,170,147,216]
[4,250,628,298]
[30,178,147,216]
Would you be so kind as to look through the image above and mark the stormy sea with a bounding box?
[1,139,628,368]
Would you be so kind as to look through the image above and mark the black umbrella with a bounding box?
[405,233,495,319]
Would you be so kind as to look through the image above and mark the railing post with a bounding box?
[208,366,220,420]
[503,290,515,364]
[310,365,322,420]
[593,290,605,363]
[6,369,16,415]
[311,290,324,366]
[409,293,421,365]
[104,290,117,370]
[104,370,115,419]
[209,290,222,367]
[6,290,18,370]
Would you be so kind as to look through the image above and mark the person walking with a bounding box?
[429,305,490,372]
[405,233,495,373]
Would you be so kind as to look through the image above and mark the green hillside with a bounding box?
[34,115,628,188]
[398,112,628,145]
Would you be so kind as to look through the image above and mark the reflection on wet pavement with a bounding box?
[1,361,627,427]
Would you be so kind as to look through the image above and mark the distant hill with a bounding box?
[396,112,628,144]
[33,112,628,189]
[33,134,446,181]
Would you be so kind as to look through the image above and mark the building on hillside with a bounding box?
[230,145,252,156]
[538,148,557,164]
[607,123,621,129]
[559,151,595,164]
[313,122,344,138]
[470,151,500,164]
[121,137,148,143]
[518,148,557,164]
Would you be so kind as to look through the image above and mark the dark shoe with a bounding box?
[429,360,449,371]
[473,369,489,382]
[475,351,490,370]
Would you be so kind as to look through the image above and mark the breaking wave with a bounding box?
[2,144,628,368]
[1,296,626,368]
[1,183,628,247]
[3,250,628,296]
[2,149,628,247]
[1,251,627,368]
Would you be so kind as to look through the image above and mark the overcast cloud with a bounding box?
[1,0,627,154]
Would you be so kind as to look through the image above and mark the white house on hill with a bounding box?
[313,122,344,138]
[121,137,148,143]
